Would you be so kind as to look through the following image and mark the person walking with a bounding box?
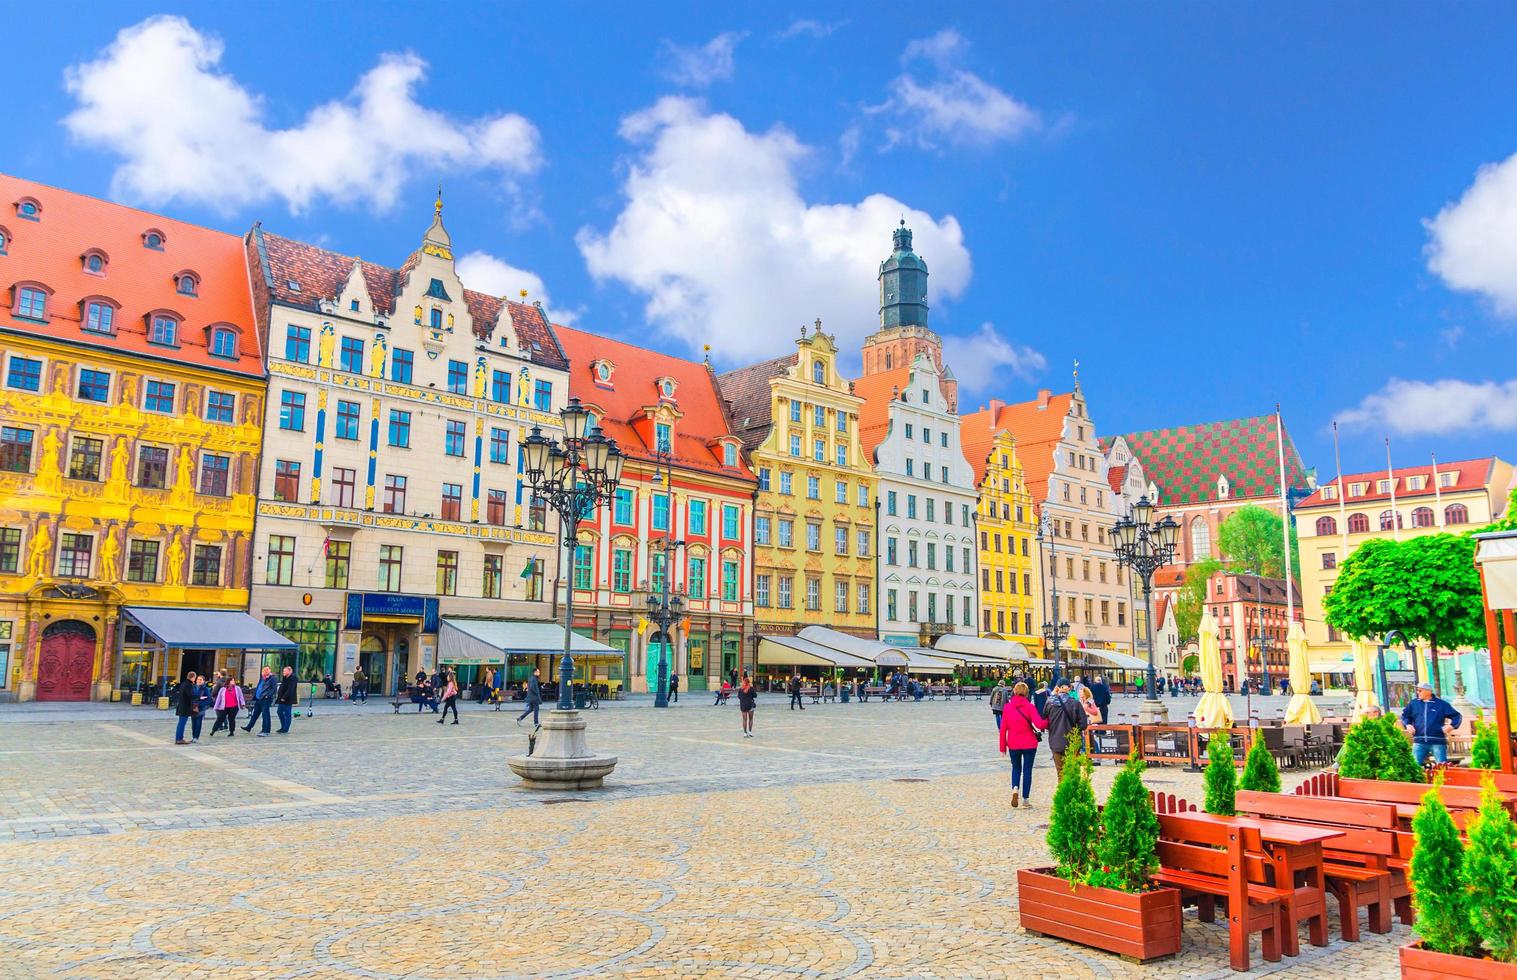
[989,679,1009,732]
[516,667,542,728]
[243,667,277,737]
[191,673,212,742]
[438,672,460,725]
[215,676,245,736]
[788,672,805,711]
[999,682,1047,808]
[1032,680,1051,716]
[668,671,679,703]
[738,674,757,737]
[1089,674,1112,724]
[208,672,229,736]
[174,673,200,744]
[351,666,367,703]
[274,666,298,734]
[1044,681,1088,779]
[1401,681,1463,766]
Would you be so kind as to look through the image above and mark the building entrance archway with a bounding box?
[38,620,96,701]
[360,635,388,697]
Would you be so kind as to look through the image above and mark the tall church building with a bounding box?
[859,222,958,414]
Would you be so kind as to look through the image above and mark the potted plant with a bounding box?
[1240,732,1282,793]
[1471,720,1502,771]
[1019,746,1182,962]
[1203,731,1237,815]
[1340,714,1424,782]
[1401,780,1517,978]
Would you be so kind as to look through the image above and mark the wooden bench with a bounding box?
[808,686,837,705]
[1238,790,1398,940]
[960,685,987,699]
[1152,812,1290,971]
[1427,764,1517,793]
[925,683,952,700]
[390,687,437,714]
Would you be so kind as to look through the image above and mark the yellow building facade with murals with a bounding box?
[718,327,878,651]
[967,430,1041,651]
[0,176,265,700]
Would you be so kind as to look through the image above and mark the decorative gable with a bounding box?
[654,376,677,402]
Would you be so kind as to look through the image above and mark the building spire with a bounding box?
[435,183,444,216]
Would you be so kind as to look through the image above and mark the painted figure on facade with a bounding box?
[413,304,423,326]
[26,524,51,580]
[97,529,119,582]
[34,429,61,496]
[318,323,336,369]
[518,366,532,408]
[369,332,388,378]
[473,356,487,397]
[171,447,195,506]
[118,376,136,407]
[106,438,130,495]
[164,535,185,587]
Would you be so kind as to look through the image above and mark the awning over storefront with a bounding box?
[1084,650,1149,671]
[932,634,1030,664]
[1477,532,1517,610]
[796,626,905,663]
[757,636,876,669]
[878,647,957,675]
[439,619,620,664]
[1309,657,1354,674]
[123,607,296,650]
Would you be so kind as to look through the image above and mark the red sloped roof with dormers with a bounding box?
[552,324,755,482]
[0,173,263,377]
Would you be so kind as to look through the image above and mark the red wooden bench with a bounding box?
[1153,812,1290,971]
[1427,764,1517,793]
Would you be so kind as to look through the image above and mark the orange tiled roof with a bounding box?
[851,366,911,462]
[1106,463,1128,494]
[553,324,755,481]
[715,354,797,451]
[1297,457,1496,508]
[960,391,1073,504]
[0,173,262,376]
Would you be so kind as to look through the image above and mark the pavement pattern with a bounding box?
[0,695,1404,978]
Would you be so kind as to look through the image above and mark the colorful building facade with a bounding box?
[960,427,1039,648]
[0,175,265,700]
[719,327,877,650]
[554,326,757,692]
[245,200,565,694]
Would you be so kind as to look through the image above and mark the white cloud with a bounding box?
[1426,151,1517,313]
[871,28,1041,151]
[1336,377,1517,435]
[943,322,1047,392]
[62,15,542,214]
[659,32,746,88]
[577,97,972,363]
[778,18,846,40]
[456,251,574,325]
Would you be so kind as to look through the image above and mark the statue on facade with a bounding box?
[473,356,487,397]
[97,529,119,582]
[34,429,62,495]
[518,366,532,408]
[318,323,336,368]
[107,438,130,493]
[171,447,195,506]
[369,332,388,378]
[413,304,424,326]
[26,523,51,580]
[165,535,185,586]
[118,376,136,407]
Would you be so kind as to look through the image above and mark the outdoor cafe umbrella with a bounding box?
[1193,610,1234,730]
[1283,620,1322,725]
[1351,637,1379,720]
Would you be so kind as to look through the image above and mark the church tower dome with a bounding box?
[878,219,929,329]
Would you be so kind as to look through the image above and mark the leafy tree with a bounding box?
[1046,740,1099,882]
[1472,720,1502,771]
[1240,734,1282,793]
[1217,504,1299,580]
[1087,752,1160,893]
[1173,558,1223,645]
[1464,779,1517,962]
[1472,484,1517,536]
[1203,733,1237,815]
[1412,781,1477,956]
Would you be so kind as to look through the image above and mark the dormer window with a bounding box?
[82,249,108,276]
[15,198,40,221]
[592,360,614,386]
[175,272,200,296]
[143,229,165,250]
[14,284,48,321]
[83,299,117,334]
[0,227,8,254]
[655,422,672,453]
[149,314,179,347]
[655,376,677,400]
[210,326,239,359]
[723,443,737,467]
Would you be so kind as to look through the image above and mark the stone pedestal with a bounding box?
[507,709,618,790]
[1137,697,1170,724]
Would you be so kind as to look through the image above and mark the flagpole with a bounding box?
[1386,438,1399,542]
[1275,406,1296,623]
[1431,453,1445,527]
[1332,422,1349,560]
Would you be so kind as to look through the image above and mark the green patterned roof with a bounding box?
[1103,415,1309,506]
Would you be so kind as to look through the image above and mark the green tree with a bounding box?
[1337,715,1385,779]
[1240,734,1282,793]
[1472,720,1502,771]
[1088,752,1160,893]
[1472,484,1517,536]
[1203,734,1237,815]
[1217,504,1299,580]
[1378,714,1427,782]
[1464,779,1517,962]
[1173,557,1223,645]
[1412,781,1477,956]
[1046,740,1099,882]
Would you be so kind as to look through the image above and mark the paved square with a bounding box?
[0,697,1401,978]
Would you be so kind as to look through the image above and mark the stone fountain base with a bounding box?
[507,709,618,790]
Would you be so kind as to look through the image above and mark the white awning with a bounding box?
[933,634,1030,664]
[876,647,956,675]
[1476,531,1517,610]
[1309,657,1353,673]
[439,618,620,664]
[1084,650,1149,671]
[757,636,876,669]
[124,607,296,650]
[796,625,906,663]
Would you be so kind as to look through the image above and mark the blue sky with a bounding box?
[9,3,1517,479]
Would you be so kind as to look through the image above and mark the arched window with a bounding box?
[175,271,200,296]
[1315,515,1337,536]
[83,299,117,334]
[15,198,40,220]
[1190,517,1211,559]
[1445,502,1469,525]
[82,249,108,275]
[14,283,49,320]
[1378,510,1401,530]
[812,360,825,384]
[210,327,238,359]
[1411,506,1435,528]
[0,227,8,254]
[149,314,179,346]
[143,229,166,250]
[1348,512,1369,534]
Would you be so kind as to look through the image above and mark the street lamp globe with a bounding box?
[1156,514,1181,553]
[584,427,610,475]
[1132,494,1155,528]
[560,397,592,443]
[606,445,626,485]
[522,426,550,482]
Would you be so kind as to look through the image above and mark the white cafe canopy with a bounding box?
[1084,649,1148,671]
[876,647,957,675]
[757,636,876,669]
[797,625,905,663]
[439,618,620,665]
[933,633,1030,664]
[1476,531,1517,610]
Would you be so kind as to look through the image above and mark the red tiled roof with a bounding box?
[554,324,755,481]
[249,228,568,371]
[1154,593,1171,628]
[1106,463,1128,494]
[1297,457,1496,508]
[960,391,1073,504]
[852,366,911,462]
[716,354,797,451]
[0,173,262,376]
[1101,415,1309,506]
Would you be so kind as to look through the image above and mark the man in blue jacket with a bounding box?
[242,667,277,737]
[1401,681,1462,765]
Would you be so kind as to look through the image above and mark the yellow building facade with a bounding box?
[970,431,1040,650]
[719,328,878,647]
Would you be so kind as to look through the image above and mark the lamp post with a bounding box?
[507,398,625,790]
[648,448,686,707]
[1112,496,1180,724]
[1035,515,1071,688]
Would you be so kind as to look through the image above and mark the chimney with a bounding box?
[1036,388,1052,408]
[988,398,1004,416]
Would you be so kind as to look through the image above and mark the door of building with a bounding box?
[37,620,96,701]
[359,635,387,696]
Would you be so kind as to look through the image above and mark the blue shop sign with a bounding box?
[344,594,441,634]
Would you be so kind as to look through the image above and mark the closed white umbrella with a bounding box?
[1283,620,1322,724]
[1193,610,1234,730]
[1351,638,1379,720]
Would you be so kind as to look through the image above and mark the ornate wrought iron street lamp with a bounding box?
[1035,514,1071,687]
[646,447,687,707]
[1112,496,1181,723]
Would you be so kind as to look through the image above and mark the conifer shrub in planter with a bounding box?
[1018,746,1181,962]
[1401,779,1517,978]
[1341,714,1425,782]
[1239,733,1282,793]
[1203,732,1237,815]
[1472,720,1502,771]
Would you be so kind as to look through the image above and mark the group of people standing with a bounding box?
[173,665,298,743]
[991,676,1108,808]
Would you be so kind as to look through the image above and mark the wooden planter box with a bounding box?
[1017,867,1181,962]
[1401,941,1517,979]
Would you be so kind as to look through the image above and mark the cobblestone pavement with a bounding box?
[0,698,1403,978]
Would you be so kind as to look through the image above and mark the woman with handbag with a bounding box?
[215,676,246,737]
[997,681,1047,809]
[437,671,460,726]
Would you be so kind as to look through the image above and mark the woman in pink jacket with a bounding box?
[213,679,246,737]
[998,681,1047,808]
